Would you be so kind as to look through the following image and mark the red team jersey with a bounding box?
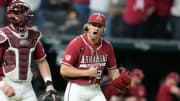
[156,84,172,101]
[0,42,46,76]
[126,85,146,99]
[62,33,116,84]
[0,27,46,81]
[123,0,154,24]
[154,0,173,16]
[0,0,8,6]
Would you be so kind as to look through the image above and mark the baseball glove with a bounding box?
[38,90,57,101]
[111,67,131,93]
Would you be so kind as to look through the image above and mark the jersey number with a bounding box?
[96,70,102,79]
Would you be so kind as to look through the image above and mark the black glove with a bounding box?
[38,90,57,101]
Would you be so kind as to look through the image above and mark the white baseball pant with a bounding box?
[0,78,38,101]
[64,82,107,101]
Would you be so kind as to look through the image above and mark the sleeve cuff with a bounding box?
[0,81,5,88]
[35,55,46,62]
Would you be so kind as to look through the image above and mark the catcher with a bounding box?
[0,0,56,101]
[60,13,131,101]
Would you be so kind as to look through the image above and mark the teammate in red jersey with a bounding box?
[0,0,55,101]
[60,13,130,101]
[124,68,146,101]
[157,72,180,101]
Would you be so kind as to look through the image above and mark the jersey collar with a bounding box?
[7,26,29,39]
[83,33,102,49]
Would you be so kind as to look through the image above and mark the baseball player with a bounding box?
[124,68,146,101]
[157,72,180,101]
[60,13,131,101]
[0,0,55,101]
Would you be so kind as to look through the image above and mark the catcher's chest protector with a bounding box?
[1,27,40,81]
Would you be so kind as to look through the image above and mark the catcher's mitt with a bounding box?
[111,67,131,93]
[38,90,57,101]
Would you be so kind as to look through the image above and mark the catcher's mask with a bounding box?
[7,0,33,33]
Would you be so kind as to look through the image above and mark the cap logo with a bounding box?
[96,14,102,22]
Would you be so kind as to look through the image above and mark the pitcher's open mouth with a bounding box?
[93,32,98,35]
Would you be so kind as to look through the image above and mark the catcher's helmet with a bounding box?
[7,0,33,32]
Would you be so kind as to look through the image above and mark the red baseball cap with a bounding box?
[88,13,106,25]
[131,68,144,79]
[166,72,179,82]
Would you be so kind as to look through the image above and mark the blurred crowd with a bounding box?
[0,0,180,40]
